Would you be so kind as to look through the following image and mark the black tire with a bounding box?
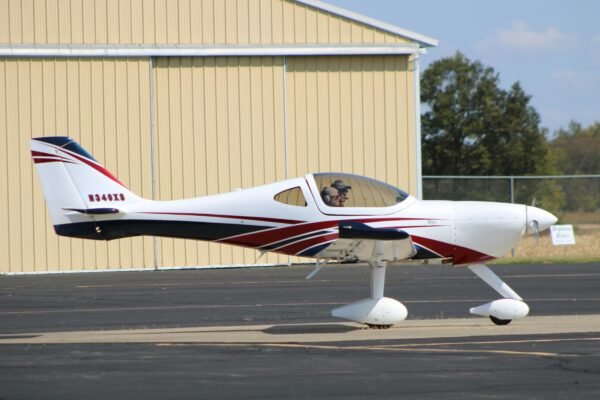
[366,324,392,329]
[490,315,512,325]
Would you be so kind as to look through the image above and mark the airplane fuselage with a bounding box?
[51,175,555,266]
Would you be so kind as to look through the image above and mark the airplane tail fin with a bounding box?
[30,136,147,239]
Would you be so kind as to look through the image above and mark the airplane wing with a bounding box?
[316,221,417,262]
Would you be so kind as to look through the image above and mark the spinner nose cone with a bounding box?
[526,206,558,234]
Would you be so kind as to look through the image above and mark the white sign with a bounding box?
[550,225,576,245]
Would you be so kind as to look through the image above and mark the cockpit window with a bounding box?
[314,173,409,208]
[274,187,307,207]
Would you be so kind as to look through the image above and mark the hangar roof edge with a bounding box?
[0,43,423,58]
[296,0,438,47]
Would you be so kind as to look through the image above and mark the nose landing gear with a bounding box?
[468,264,530,324]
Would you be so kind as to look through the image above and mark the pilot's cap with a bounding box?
[331,180,351,191]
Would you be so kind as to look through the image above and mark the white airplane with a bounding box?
[30,136,557,328]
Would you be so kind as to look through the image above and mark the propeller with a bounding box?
[530,198,540,244]
[524,203,558,244]
[529,219,540,244]
[525,198,545,244]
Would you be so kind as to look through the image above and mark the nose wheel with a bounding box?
[468,264,529,324]
[490,316,512,326]
[366,323,393,329]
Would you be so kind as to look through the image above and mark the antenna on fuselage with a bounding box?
[253,250,268,265]
[305,259,324,280]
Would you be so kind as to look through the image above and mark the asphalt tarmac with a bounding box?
[1,263,600,399]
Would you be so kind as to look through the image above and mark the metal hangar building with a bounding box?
[0,0,437,273]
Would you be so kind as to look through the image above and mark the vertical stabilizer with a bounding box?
[30,137,145,236]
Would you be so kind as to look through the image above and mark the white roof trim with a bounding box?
[296,0,438,47]
[0,44,423,58]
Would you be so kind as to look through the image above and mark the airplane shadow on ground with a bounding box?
[263,324,362,335]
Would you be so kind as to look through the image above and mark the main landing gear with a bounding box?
[330,261,529,328]
[331,258,408,328]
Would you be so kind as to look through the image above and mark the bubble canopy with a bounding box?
[313,173,410,208]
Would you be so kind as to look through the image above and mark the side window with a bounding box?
[274,187,307,207]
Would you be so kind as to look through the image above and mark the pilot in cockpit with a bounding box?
[331,179,351,206]
[320,186,338,206]
[321,180,352,207]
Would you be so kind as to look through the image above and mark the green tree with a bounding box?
[421,52,553,176]
[420,52,564,214]
[549,121,600,212]
[550,121,600,175]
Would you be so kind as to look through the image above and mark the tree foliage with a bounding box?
[421,52,553,176]
[550,121,600,175]
[549,122,600,212]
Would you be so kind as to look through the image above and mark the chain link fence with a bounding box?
[422,175,600,261]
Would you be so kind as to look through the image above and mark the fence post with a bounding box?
[510,176,515,204]
[510,176,515,257]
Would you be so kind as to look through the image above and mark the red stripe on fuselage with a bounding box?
[410,234,493,265]
[139,211,304,225]
[220,217,436,248]
[410,235,454,258]
[274,233,338,255]
[221,220,338,247]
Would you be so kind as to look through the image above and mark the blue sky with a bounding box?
[325,0,600,134]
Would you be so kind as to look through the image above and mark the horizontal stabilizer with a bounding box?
[338,221,409,241]
[64,207,120,215]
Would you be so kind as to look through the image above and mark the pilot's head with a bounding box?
[321,187,339,206]
[331,180,352,192]
[331,180,351,206]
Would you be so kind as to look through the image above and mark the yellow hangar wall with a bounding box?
[0,0,409,45]
[151,55,416,270]
[0,0,429,273]
[152,56,289,269]
[285,56,416,188]
[0,57,155,273]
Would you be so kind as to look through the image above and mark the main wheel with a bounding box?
[490,315,512,325]
[366,324,392,330]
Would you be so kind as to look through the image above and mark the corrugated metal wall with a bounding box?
[0,0,422,273]
[0,0,408,45]
[286,55,416,191]
[152,56,288,267]
[0,58,154,273]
